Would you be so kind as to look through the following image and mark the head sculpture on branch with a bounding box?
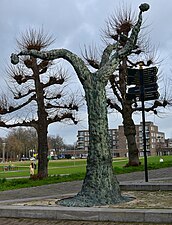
[11,53,19,65]
[139,3,150,12]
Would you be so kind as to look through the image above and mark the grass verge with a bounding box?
[0,156,171,191]
[0,173,85,191]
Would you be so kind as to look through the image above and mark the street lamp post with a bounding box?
[2,142,6,163]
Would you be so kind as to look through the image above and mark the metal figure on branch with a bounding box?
[10,4,149,207]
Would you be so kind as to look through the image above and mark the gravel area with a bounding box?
[11,190,172,209]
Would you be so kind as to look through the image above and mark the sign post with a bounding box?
[126,66,159,182]
[139,67,148,182]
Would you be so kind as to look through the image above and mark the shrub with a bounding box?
[0,178,6,184]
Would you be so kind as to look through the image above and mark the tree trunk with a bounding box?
[122,102,140,166]
[37,123,48,178]
[32,57,49,178]
[59,78,131,207]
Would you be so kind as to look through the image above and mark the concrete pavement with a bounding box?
[0,167,172,224]
[0,167,172,202]
[0,218,169,225]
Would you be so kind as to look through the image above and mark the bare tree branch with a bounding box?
[82,44,100,69]
[17,27,55,51]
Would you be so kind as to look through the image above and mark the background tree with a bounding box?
[5,127,37,160]
[11,4,149,207]
[48,134,64,156]
[84,5,169,166]
[64,143,75,151]
[0,29,79,178]
[0,137,5,161]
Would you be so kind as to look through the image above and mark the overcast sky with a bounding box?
[1,0,172,144]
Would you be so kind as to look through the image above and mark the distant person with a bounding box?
[30,162,34,177]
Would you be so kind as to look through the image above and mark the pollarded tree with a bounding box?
[0,29,78,178]
[84,5,169,166]
[11,4,149,207]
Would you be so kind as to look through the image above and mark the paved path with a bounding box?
[0,167,172,202]
[0,167,171,225]
[0,218,169,225]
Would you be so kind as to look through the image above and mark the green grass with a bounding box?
[0,173,85,191]
[0,159,87,178]
[113,156,172,174]
[0,155,171,191]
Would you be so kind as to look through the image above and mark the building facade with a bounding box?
[76,121,168,157]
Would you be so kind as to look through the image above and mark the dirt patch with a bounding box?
[12,191,172,209]
[111,191,172,209]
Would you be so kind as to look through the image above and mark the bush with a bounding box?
[0,178,6,184]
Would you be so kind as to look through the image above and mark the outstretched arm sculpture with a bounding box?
[11,4,149,207]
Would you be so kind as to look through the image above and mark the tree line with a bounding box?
[0,127,71,161]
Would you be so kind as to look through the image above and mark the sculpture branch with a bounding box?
[100,43,118,67]
[97,3,149,83]
[117,4,149,59]
[11,49,91,85]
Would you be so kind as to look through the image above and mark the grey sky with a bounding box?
[0,0,172,144]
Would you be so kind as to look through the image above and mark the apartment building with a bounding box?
[158,138,172,156]
[77,129,119,157]
[77,130,89,158]
[136,122,165,156]
[76,121,167,157]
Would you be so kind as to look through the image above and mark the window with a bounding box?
[79,131,84,136]
[85,142,89,147]
[85,136,89,141]
[145,126,149,131]
[151,126,154,131]
[112,136,116,140]
[113,141,117,145]
[112,130,117,134]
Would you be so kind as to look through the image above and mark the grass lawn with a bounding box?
[0,155,171,191]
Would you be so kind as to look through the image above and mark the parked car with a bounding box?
[30,157,36,161]
[51,156,58,160]
[20,157,29,161]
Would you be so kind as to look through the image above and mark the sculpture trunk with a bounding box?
[59,78,129,206]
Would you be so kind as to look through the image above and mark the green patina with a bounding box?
[11,4,149,207]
